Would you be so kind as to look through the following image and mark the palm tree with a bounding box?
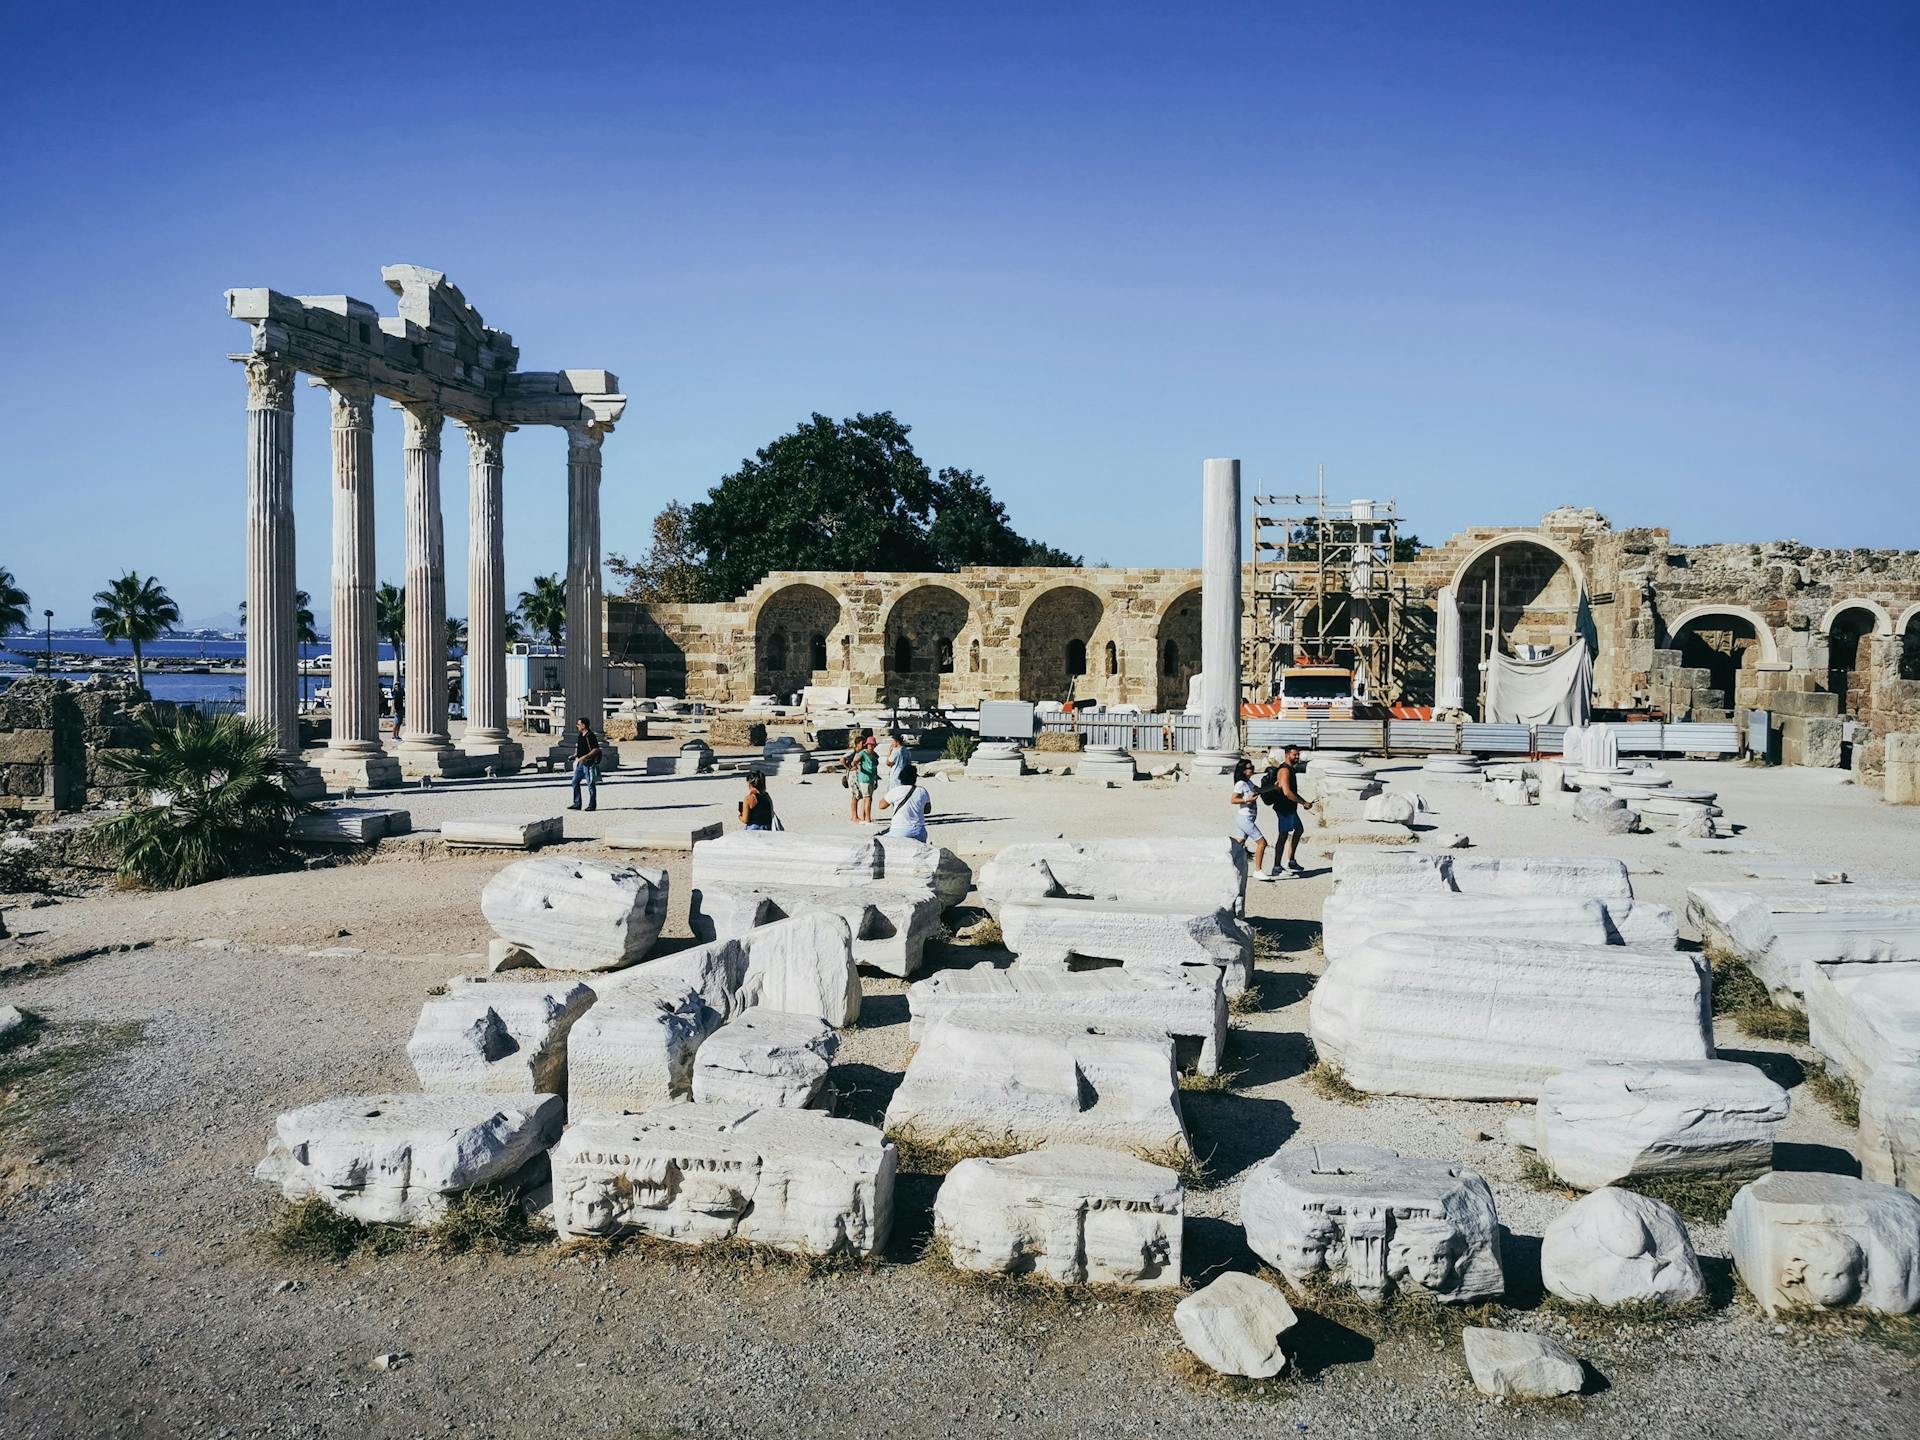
[94,712,313,888]
[376,582,406,705]
[504,612,530,647]
[446,615,467,658]
[0,566,29,637]
[517,574,567,650]
[92,571,180,694]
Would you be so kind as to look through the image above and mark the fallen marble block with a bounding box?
[593,938,751,1028]
[552,1103,895,1257]
[691,882,943,979]
[692,1009,838,1108]
[442,816,564,850]
[759,736,816,776]
[933,1145,1183,1288]
[1803,961,1920,1085]
[739,912,861,1027]
[1243,1143,1504,1303]
[674,740,714,774]
[479,858,668,972]
[1540,1187,1705,1307]
[1449,855,1633,901]
[1363,792,1418,825]
[884,1007,1189,1158]
[1310,933,1712,1100]
[1321,893,1611,968]
[606,821,724,853]
[1860,1063,1920,1195]
[1512,1060,1788,1189]
[999,897,1252,995]
[876,835,973,908]
[693,831,880,890]
[1729,1172,1920,1316]
[1462,1329,1583,1400]
[1602,900,1679,950]
[294,806,411,845]
[564,982,716,1118]
[1687,883,1920,1007]
[909,962,1226,1076]
[979,838,1245,915]
[1329,847,1455,896]
[406,979,596,1095]
[1174,1272,1298,1378]
[255,1092,565,1225]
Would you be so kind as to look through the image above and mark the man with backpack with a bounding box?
[1260,744,1312,876]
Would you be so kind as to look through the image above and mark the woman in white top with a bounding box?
[879,762,932,841]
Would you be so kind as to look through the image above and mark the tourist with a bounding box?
[880,730,906,791]
[391,685,405,741]
[879,762,932,841]
[1230,758,1273,880]
[568,717,602,811]
[849,733,881,823]
[740,769,774,831]
[840,727,874,821]
[1262,743,1312,875]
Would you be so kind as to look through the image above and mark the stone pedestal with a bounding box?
[966,740,1028,778]
[1195,457,1243,774]
[676,739,715,774]
[1077,744,1138,783]
[1885,733,1920,806]
[460,420,521,775]
[319,379,399,791]
[760,736,816,777]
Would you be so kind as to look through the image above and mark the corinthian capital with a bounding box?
[327,379,376,429]
[566,422,607,463]
[242,357,296,411]
[396,402,444,452]
[461,420,510,467]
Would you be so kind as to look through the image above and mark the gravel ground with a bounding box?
[2,754,1918,1438]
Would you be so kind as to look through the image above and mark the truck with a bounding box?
[1276,664,1356,721]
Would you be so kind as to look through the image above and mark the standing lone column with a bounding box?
[550,422,618,768]
[460,421,522,773]
[395,403,460,775]
[240,356,324,799]
[1195,456,1243,772]
[319,381,399,789]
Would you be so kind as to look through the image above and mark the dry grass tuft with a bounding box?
[1304,1061,1367,1106]
[1543,1294,1711,1328]
[1134,1140,1216,1192]
[884,1122,1026,1176]
[1770,1302,1920,1355]
[1227,987,1263,1017]
[559,1229,873,1278]
[955,916,1003,948]
[428,1187,532,1254]
[1519,1154,1580,1198]
[1735,1006,1810,1043]
[1710,954,1809,1041]
[268,1196,370,1261]
[1287,1270,1502,1342]
[1615,1172,1745,1224]
[1179,1064,1246,1095]
[1806,1063,1860,1127]
[918,1233,1181,1316]
[1169,1347,1294,1397]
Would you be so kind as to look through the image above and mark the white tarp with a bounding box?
[1485,644,1593,726]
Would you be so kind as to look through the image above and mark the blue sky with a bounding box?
[1,1,1914,630]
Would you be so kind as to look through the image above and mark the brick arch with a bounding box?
[751,581,846,695]
[1448,531,1588,600]
[1664,603,1781,667]
[1154,586,1203,710]
[1015,583,1108,703]
[879,581,980,706]
[1819,598,1894,637]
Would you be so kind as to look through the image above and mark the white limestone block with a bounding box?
[406,979,596,1095]
[692,1009,838,1108]
[739,912,861,1027]
[1329,847,1455,896]
[1803,961,1920,1084]
[1860,1063,1920,1194]
[933,1145,1183,1288]
[294,806,411,844]
[1448,855,1632,901]
[442,816,563,850]
[594,938,751,1028]
[980,838,1244,914]
[1363,792,1418,825]
[1174,1272,1298,1378]
[1603,900,1679,950]
[690,880,943,980]
[1000,897,1252,994]
[1462,1329,1584,1400]
[1514,1060,1788,1189]
[552,1102,895,1257]
[1310,933,1712,1100]
[686,887,781,943]
[884,1007,1189,1157]
[1687,883,1920,1006]
[1321,893,1611,968]
[564,982,715,1119]
[479,858,668,972]
[909,962,1227,1076]
[1242,1144,1504,1303]
[693,831,879,890]
[876,835,973,908]
[1540,1187,1705,1307]
[1728,1172,1920,1316]
[254,1092,564,1225]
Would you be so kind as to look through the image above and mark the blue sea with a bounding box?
[0,635,402,707]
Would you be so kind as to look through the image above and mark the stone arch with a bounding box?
[752,582,843,696]
[1451,535,1589,717]
[1017,584,1106,703]
[1104,639,1118,676]
[1155,587,1202,710]
[1818,598,1894,638]
[881,582,976,707]
[1663,604,1780,668]
[1900,603,1920,682]
[1667,607,1772,716]
[1823,601,1886,708]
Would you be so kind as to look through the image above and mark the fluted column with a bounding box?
[396,403,454,767]
[1196,457,1243,771]
[563,422,606,733]
[460,421,522,771]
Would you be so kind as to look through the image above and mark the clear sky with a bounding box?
[1,1,1914,631]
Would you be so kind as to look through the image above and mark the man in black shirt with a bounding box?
[569,718,602,811]
[1261,744,1312,875]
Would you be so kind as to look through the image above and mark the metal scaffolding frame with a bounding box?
[1245,476,1414,707]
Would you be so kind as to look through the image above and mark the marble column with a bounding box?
[1434,584,1465,714]
[395,403,464,775]
[460,421,522,773]
[549,422,618,768]
[1195,457,1243,772]
[240,357,324,799]
[318,380,400,789]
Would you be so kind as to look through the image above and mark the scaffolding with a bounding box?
[1246,475,1413,707]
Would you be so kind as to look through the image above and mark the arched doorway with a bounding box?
[1451,536,1587,718]
[1901,604,1920,682]
[1018,586,1104,703]
[754,583,842,697]
[1156,588,1201,710]
[882,584,973,707]
[1669,610,1765,717]
[1823,602,1886,711]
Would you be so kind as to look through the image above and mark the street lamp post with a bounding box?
[43,609,53,676]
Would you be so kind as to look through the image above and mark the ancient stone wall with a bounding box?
[0,678,170,813]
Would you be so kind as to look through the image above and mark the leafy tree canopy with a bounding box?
[624,412,1079,604]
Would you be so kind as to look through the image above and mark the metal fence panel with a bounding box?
[1313,720,1387,751]
[1661,722,1740,755]
[1385,720,1458,753]
[1462,723,1532,753]
[1245,720,1316,750]
[1534,724,1567,755]
[1612,725,1667,754]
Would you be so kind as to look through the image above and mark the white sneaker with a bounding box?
[1251,870,1279,882]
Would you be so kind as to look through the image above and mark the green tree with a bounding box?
[446,615,467,659]
[608,501,710,603]
[375,583,406,693]
[504,611,529,647]
[91,571,180,694]
[925,468,1082,567]
[1394,534,1424,564]
[93,713,313,888]
[517,575,567,649]
[0,567,29,637]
